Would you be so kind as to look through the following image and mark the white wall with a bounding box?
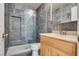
[0,3,4,56]
[77,3,79,56]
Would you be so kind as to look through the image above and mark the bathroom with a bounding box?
[3,3,78,56]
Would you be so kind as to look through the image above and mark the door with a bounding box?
[9,16,21,46]
[0,3,5,56]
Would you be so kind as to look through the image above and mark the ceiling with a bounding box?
[14,3,42,10]
[14,3,71,11]
[52,3,73,11]
[52,3,64,11]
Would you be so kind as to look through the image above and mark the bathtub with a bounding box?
[6,43,40,56]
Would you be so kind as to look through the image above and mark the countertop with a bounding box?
[40,33,78,43]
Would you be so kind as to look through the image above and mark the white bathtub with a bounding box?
[6,43,40,56]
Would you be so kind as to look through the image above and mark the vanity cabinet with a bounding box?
[40,35,77,56]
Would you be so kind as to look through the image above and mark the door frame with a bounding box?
[0,3,5,56]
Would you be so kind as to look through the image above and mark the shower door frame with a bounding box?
[9,16,22,46]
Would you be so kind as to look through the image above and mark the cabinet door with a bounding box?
[51,47,68,56]
[40,43,51,56]
[40,43,45,56]
[44,45,51,56]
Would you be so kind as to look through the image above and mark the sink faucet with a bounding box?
[60,31,66,35]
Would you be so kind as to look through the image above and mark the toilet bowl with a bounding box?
[30,43,40,56]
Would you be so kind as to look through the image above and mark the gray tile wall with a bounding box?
[36,3,52,33]
[60,21,77,31]
[36,3,77,34]
[52,3,77,32]
[5,3,37,46]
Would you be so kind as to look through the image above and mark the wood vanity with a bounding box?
[40,33,78,56]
